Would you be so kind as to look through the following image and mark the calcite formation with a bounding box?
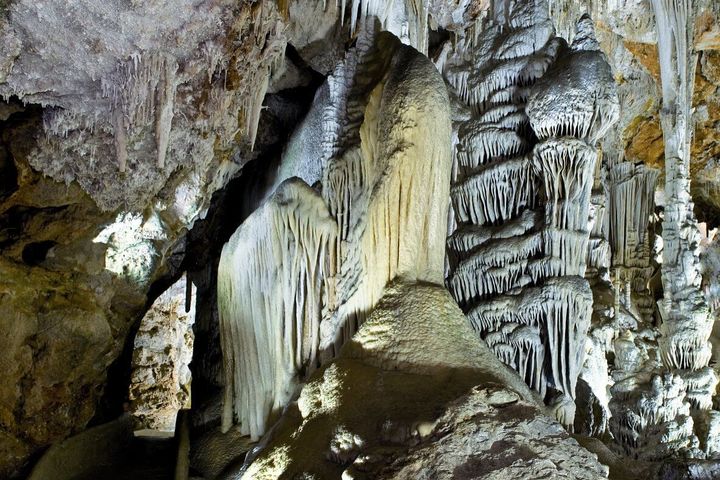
[218,179,337,440]
[217,29,451,441]
[443,3,558,412]
[0,1,286,476]
[2,0,720,478]
[652,0,714,377]
[0,0,286,213]
[443,4,618,427]
[241,282,609,480]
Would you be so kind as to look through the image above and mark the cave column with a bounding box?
[650,0,717,414]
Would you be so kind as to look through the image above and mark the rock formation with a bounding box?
[0,1,286,475]
[129,274,196,436]
[217,29,451,442]
[218,179,337,440]
[443,4,619,428]
[1,0,720,478]
[241,282,609,480]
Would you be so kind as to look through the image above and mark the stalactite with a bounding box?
[451,157,536,225]
[217,31,451,441]
[456,126,530,171]
[447,209,541,261]
[585,159,610,279]
[608,163,660,269]
[155,56,177,169]
[532,139,597,233]
[444,8,619,429]
[113,109,128,173]
[217,179,337,440]
[338,0,431,53]
[97,53,180,169]
[245,67,270,151]
[467,277,592,400]
[448,232,541,305]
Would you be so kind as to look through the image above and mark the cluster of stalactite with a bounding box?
[572,160,660,440]
[212,0,720,465]
[443,4,619,428]
[217,28,451,441]
[608,162,660,322]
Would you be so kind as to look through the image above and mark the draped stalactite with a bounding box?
[444,0,554,420]
[217,30,451,441]
[608,162,660,320]
[217,179,337,440]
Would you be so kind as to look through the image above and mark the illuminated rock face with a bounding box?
[218,179,337,440]
[217,30,451,441]
[241,283,609,480]
[129,274,196,436]
[443,5,618,427]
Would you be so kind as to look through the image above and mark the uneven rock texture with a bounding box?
[241,282,608,479]
[129,274,196,436]
[0,0,285,212]
[2,0,720,477]
[375,389,609,480]
[547,0,720,221]
[0,1,286,476]
[0,109,150,477]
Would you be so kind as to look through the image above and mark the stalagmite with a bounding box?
[527,14,619,426]
[217,179,337,440]
[596,161,662,449]
[611,372,697,459]
[645,0,719,459]
[241,282,609,480]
